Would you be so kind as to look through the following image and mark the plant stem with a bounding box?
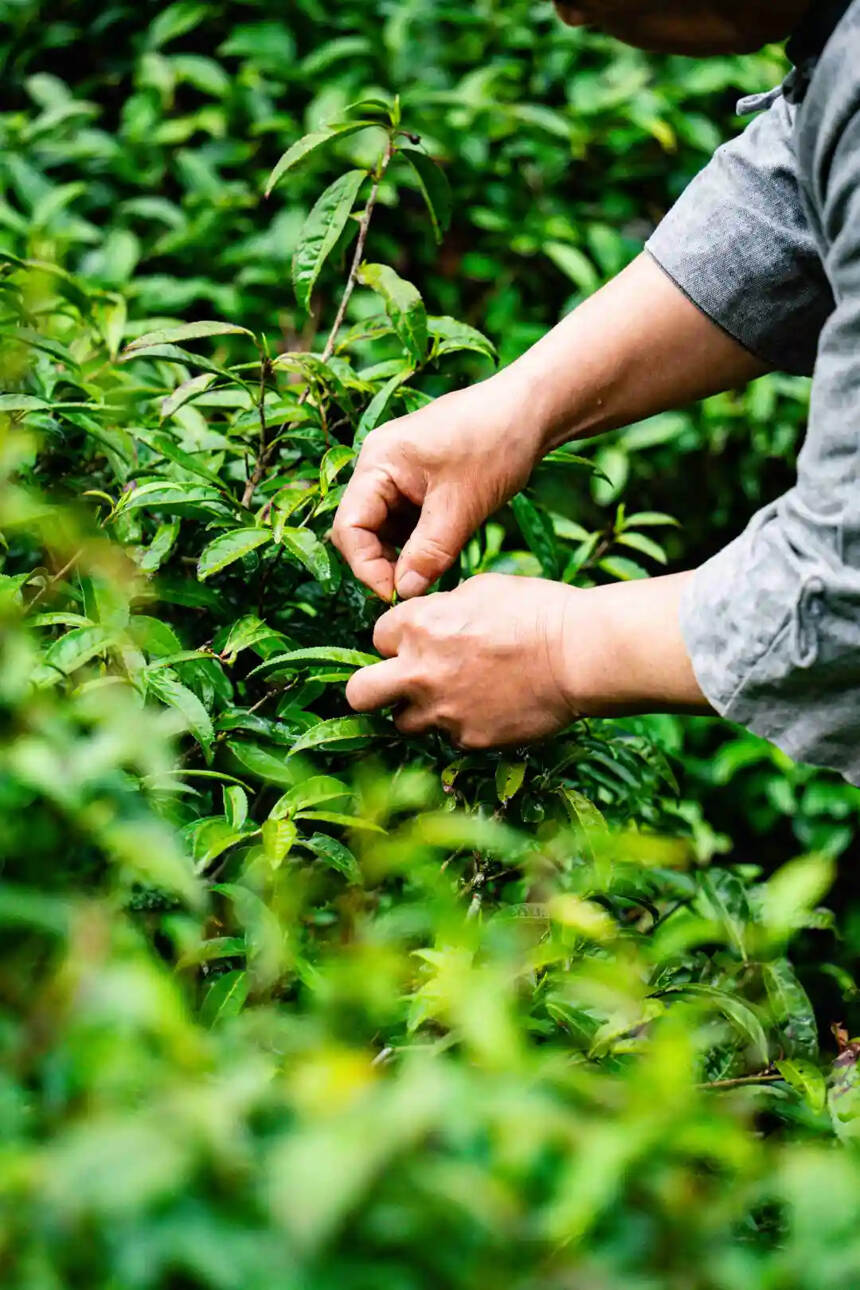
[241,136,395,510]
[257,357,269,461]
[699,1072,781,1091]
[23,549,83,616]
[320,136,394,363]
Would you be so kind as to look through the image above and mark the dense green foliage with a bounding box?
[2,2,860,1286]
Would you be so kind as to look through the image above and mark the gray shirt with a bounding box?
[645,0,860,784]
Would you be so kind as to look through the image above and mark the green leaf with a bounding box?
[161,372,218,420]
[123,320,253,353]
[0,394,50,413]
[42,626,112,678]
[288,715,386,756]
[294,811,384,833]
[622,511,680,529]
[250,646,379,678]
[662,983,769,1068]
[598,556,649,582]
[261,817,297,866]
[147,670,214,760]
[271,775,351,819]
[221,614,279,662]
[292,169,366,313]
[136,520,181,574]
[118,343,239,383]
[558,787,608,837]
[399,147,452,243]
[128,615,183,658]
[427,316,497,364]
[120,481,228,515]
[139,430,229,490]
[545,242,600,295]
[226,740,300,788]
[197,527,272,580]
[223,785,248,831]
[213,882,287,987]
[319,444,355,494]
[496,761,526,804]
[178,936,246,968]
[763,959,819,1060]
[358,263,427,365]
[697,870,750,961]
[4,327,79,369]
[776,1058,827,1114]
[354,368,412,446]
[265,122,378,197]
[616,531,668,565]
[510,493,560,579]
[277,526,334,589]
[199,969,248,1027]
[300,832,362,884]
[543,448,604,476]
[760,853,835,944]
[30,613,92,629]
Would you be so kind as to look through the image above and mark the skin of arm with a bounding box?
[333,254,768,745]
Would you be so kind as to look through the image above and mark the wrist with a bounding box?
[556,573,712,718]
[484,360,563,462]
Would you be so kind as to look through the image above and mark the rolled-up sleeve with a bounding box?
[646,93,833,375]
[669,68,860,783]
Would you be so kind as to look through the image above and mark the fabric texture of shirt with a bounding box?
[645,0,860,783]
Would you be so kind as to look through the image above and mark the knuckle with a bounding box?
[395,709,423,736]
[372,613,395,651]
[413,532,456,566]
[459,729,492,751]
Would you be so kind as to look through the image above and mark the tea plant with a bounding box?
[2,35,860,1290]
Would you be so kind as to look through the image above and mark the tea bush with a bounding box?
[2,3,860,1286]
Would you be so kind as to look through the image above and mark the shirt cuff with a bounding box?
[680,507,860,785]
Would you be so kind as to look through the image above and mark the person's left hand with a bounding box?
[345,573,581,749]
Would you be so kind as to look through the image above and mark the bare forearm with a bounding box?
[560,572,713,718]
[495,253,768,452]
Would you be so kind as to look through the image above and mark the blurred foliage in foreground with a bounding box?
[2,1,860,1286]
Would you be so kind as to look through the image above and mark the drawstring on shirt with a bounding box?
[791,575,826,668]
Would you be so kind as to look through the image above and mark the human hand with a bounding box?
[331,375,544,603]
[346,574,581,748]
[346,571,710,749]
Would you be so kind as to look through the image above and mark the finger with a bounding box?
[346,658,411,713]
[394,488,475,600]
[394,704,436,736]
[332,466,404,600]
[373,605,409,658]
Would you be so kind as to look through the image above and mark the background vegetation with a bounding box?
[2,2,860,1286]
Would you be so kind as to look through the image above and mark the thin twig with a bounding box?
[23,549,83,616]
[699,1072,781,1091]
[319,136,394,365]
[257,357,269,461]
[241,136,395,509]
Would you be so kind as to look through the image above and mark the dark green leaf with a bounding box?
[265,123,378,197]
[511,493,560,579]
[292,169,366,312]
[358,263,427,365]
[399,147,453,243]
[288,715,387,756]
[197,527,272,580]
[199,969,248,1027]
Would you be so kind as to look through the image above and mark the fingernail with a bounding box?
[396,570,428,599]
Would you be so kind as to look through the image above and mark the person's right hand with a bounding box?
[331,374,543,602]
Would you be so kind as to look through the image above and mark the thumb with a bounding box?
[395,488,475,599]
